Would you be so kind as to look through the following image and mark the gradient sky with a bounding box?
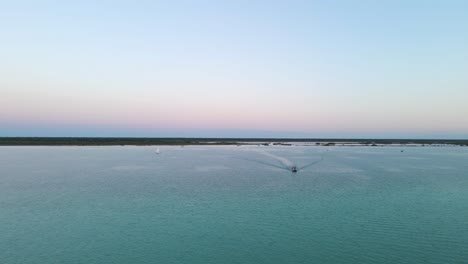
[1,0,468,138]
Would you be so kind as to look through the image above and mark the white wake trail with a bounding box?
[257,151,295,168]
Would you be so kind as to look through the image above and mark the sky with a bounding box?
[1,0,468,138]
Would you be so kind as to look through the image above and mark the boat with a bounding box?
[291,166,297,173]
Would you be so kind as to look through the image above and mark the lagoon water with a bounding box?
[1,146,467,263]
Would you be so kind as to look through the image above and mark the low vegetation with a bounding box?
[0,137,467,146]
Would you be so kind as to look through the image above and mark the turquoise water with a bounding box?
[1,146,467,263]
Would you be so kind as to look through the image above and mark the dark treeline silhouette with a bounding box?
[1,137,467,146]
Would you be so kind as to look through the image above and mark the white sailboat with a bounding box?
[155,148,160,155]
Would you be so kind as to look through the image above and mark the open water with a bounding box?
[1,146,467,263]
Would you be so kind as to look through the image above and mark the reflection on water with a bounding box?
[0,146,467,264]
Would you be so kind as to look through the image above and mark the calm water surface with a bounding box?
[1,146,467,263]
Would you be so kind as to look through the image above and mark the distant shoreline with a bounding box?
[0,137,467,146]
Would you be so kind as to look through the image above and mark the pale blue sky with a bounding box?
[1,0,467,138]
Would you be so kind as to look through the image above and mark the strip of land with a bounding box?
[0,137,467,146]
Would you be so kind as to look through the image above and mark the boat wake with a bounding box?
[233,150,325,173]
[232,156,289,171]
[259,151,295,168]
